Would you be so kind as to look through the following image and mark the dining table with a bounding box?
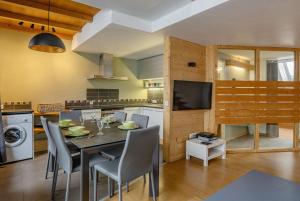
[62,120,159,201]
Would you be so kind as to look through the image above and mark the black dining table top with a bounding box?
[62,121,128,149]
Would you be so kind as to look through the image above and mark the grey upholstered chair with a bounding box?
[100,113,150,191]
[47,121,107,201]
[101,113,150,160]
[93,126,159,201]
[114,111,127,123]
[41,117,79,180]
[41,116,57,180]
[59,110,82,122]
[131,114,149,129]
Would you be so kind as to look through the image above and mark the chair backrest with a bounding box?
[131,114,149,129]
[114,111,127,123]
[118,125,159,182]
[40,116,56,155]
[59,110,82,122]
[47,121,72,173]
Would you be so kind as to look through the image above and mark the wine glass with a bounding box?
[79,116,85,126]
[96,118,104,135]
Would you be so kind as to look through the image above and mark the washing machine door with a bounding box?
[4,125,26,147]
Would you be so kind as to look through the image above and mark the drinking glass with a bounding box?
[79,116,85,126]
[96,119,104,135]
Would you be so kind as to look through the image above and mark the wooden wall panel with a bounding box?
[215,80,300,124]
[164,37,206,162]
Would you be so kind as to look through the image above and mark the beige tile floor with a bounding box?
[0,153,110,201]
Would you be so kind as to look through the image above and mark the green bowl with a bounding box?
[68,126,85,134]
[122,121,136,129]
[59,119,72,127]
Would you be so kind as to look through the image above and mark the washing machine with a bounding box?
[2,113,33,163]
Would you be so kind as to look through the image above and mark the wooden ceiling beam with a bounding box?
[0,9,81,31]
[0,0,93,22]
[0,21,73,40]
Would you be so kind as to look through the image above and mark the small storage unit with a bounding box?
[186,139,226,166]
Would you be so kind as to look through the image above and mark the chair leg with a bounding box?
[93,169,98,201]
[111,180,115,196]
[65,173,71,201]
[118,182,122,201]
[90,167,94,181]
[126,182,129,192]
[144,174,147,184]
[150,171,156,201]
[45,152,50,179]
[51,160,59,200]
[108,177,114,198]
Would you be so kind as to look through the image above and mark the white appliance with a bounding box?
[2,113,33,163]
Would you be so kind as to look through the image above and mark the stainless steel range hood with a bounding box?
[87,53,128,81]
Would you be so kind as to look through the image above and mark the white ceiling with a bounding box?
[163,0,300,47]
[74,0,300,60]
[76,0,192,21]
[73,23,164,58]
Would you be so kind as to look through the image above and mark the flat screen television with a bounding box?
[173,80,212,111]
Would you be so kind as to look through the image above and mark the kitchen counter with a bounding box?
[67,103,163,110]
[2,109,34,115]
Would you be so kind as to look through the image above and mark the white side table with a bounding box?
[186,138,226,166]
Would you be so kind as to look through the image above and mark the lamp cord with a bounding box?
[48,0,50,32]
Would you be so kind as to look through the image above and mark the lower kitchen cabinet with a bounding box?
[98,106,164,140]
[124,107,142,121]
[142,107,164,140]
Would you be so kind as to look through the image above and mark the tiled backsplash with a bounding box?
[147,89,163,103]
[2,101,32,110]
[87,88,119,100]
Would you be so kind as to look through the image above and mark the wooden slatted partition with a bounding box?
[215,81,300,124]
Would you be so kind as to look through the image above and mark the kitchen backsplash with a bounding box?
[147,89,163,103]
[87,88,119,100]
[2,101,32,110]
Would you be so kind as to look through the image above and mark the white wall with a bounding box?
[0,29,147,109]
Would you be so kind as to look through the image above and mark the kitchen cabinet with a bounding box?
[124,107,142,121]
[138,55,163,79]
[81,109,101,120]
[142,107,164,140]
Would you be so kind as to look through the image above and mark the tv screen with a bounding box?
[173,80,212,111]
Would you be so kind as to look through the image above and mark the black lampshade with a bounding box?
[29,32,65,53]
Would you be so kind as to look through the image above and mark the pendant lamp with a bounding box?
[29,0,65,53]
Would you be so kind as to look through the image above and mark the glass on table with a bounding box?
[79,116,85,126]
[96,118,104,135]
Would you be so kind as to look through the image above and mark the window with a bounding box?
[217,49,255,81]
[260,51,295,81]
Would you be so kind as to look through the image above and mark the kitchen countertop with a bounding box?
[1,109,34,115]
[67,103,163,110]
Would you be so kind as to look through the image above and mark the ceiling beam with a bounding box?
[0,0,93,22]
[0,9,81,31]
[0,21,73,40]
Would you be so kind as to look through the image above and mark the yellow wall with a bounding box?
[0,29,147,108]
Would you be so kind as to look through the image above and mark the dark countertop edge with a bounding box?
[67,104,163,110]
[1,110,34,115]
